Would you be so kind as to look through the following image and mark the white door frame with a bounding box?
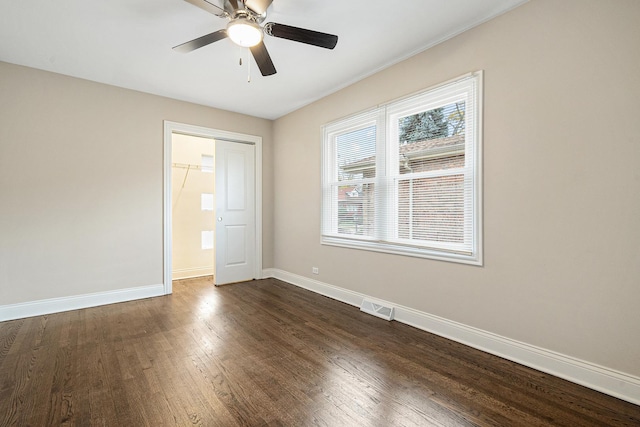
[163,120,263,294]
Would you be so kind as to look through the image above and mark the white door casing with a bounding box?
[163,121,262,294]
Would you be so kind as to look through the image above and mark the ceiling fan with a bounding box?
[173,0,339,76]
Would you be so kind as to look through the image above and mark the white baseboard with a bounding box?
[0,284,165,322]
[172,266,214,280]
[262,268,640,406]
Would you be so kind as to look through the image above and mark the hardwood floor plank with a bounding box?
[0,277,639,426]
[0,319,23,367]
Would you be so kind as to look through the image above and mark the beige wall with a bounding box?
[272,0,640,377]
[0,61,273,304]
[171,134,215,280]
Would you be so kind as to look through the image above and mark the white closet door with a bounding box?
[214,140,256,285]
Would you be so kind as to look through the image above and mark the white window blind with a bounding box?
[322,72,482,265]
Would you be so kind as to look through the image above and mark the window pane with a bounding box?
[397,175,465,243]
[397,102,466,175]
[337,125,376,180]
[338,183,375,237]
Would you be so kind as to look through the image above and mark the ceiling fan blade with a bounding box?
[225,0,238,13]
[183,0,227,17]
[265,23,338,49]
[245,0,273,15]
[173,29,228,53]
[250,42,277,76]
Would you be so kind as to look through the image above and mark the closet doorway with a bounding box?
[171,133,215,281]
[163,121,263,294]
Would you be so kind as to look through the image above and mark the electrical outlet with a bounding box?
[312,267,319,275]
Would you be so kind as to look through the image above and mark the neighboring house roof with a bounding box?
[343,135,464,172]
[338,186,363,201]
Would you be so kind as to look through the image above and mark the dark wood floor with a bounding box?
[1,278,639,426]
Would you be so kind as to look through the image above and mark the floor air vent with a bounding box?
[360,299,395,321]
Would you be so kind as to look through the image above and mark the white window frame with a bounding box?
[321,71,483,265]
[322,109,383,242]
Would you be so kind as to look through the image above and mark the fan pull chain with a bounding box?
[247,48,251,83]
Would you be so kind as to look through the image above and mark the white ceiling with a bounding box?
[0,0,526,120]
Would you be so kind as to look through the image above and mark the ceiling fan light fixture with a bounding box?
[227,19,263,47]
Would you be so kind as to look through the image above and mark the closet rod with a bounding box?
[172,162,205,170]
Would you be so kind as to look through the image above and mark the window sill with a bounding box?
[321,236,483,266]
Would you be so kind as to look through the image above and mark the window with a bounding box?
[322,72,482,265]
